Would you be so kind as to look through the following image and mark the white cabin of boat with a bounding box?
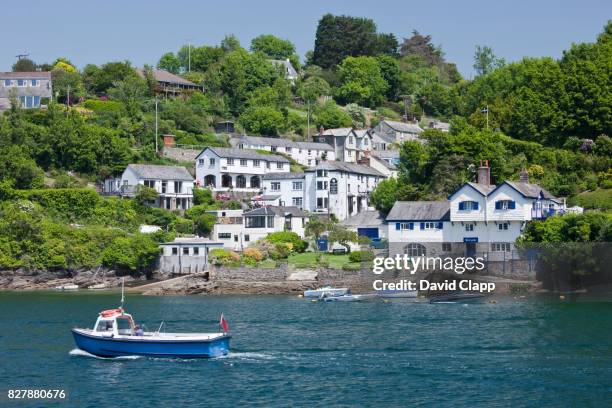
[92,308,138,337]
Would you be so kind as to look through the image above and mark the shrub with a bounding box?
[243,247,264,262]
[266,231,308,253]
[16,188,101,221]
[269,243,291,260]
[101,233,160,274]
[348,250,375,263]
[193,188,214,206]
[171,217,194,234]
[342,262,362,271]
[209,248,240,265]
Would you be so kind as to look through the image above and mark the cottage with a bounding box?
[136,68,202,94]
[269,59,299,83]
[372,120,423,144]
[313,128,363,163]
[195,147,290,191]
[231,135,335,166]
[158,238,224,274]
[262,172,306,208]
[341,210,387,241]
[109,164,194,210]
[211,206,308,251]
[0,71,52,111]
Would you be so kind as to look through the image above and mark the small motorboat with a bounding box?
[375,289,417,298]
[71,280,230,358]
[303,286,349,298]
[322,293,375,302]
[55,284,79,291]
[429,292,486,304]
[88,283,108,290]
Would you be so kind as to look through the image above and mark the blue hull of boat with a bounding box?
[72,330,230,359]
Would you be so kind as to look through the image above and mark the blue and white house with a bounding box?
[387,163,564,258]
[0,71,52,111]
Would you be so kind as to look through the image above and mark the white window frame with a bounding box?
[226,158,234,166]
[253,159,260,167]
[491,242,511,252]
[292,181,303,191]
[423,222,437,230]
[465,224,474,232]
[270,182,281,192]
[276,162,283,170]
[498,222,509,231]
[240,159,248,167]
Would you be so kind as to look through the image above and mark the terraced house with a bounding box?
[0,71,52,111]
[231,135,335,166]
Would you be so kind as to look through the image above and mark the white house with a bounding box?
[373,120,423,144]
[264,162,386,221]
[361,154,398,178]
[269,59,299,83]
[387,163,565,259]
[158,238,224,274]
[211,206,308,251]
[231,135,335,166]
[195,147,290,192]
[314,128,369,163]
[110,164,194,210]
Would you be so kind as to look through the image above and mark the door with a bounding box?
[358,228,379,240]
[466,242,476,257]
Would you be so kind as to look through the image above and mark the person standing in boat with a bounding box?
[134,325,144,336]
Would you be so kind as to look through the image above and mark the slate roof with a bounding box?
[371,156,397,170]
[341,210,385,227]
[126,164,193,181]
[466,182,496,196]
[386,201,450,221]
[0,71,51,79]
[321,128,354,137]
[238,135,333,151]
[371,150,400,159]
[262,172,305,180]
[370,131,396,144]
[136,68,197,86]
[244,206,306,217]
[269,59,298,78]
[306,161,385,177]
[503,181,557,200]
[202,147,290,163]
[382,120,423,134]
[353,129,370,138]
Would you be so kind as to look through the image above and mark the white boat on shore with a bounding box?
[88,283,109,290]
[303,286,349,298]
[375,289,417,298]
[55,284,79,291]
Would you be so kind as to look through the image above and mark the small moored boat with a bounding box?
[55,284,79,291]
[429,292,486,304]
[322,293,375,302]
[375,289,417,298]
[303,286,349,298]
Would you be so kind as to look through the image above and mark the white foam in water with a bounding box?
[69,348,141,360]
[221,352,275,360]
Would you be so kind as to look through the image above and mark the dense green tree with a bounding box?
[239,106,285,135]
[473,45,505,76]
[250,34,296,59]
[335,56,388,107]
[220,34,242,52]
[313,101,352,129]
[375,33,400,57]
[82,61,139,95]
[177,45,225,73]
[376,55,402,100]
[157,52,181,74]
[370,178,400,214]
[12,58,37,72]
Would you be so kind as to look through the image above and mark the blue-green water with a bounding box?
[1,292,611,407]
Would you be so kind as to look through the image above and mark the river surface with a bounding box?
[0,292,611,407]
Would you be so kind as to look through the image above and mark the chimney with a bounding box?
[162,134,176,148]
[319,126,324,135]
[519,168,529,183]
[477,160,491,186]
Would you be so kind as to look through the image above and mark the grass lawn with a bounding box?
[259,259,277,268]
[288,252,350,269]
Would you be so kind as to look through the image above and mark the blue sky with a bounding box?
[2,0,610,77]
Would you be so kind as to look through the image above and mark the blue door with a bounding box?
[357,228,379,239]
[317,237,328,251]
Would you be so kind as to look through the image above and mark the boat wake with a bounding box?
[69,348,142,360]
[220,352,275,361]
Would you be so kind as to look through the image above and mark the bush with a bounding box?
[209,248,240,265]
[266,231,308,253]
[348,250,375,263]
[243,247,264,262]
[193,188,214,205]
[269,243,291,260]
[101,233,160,274]
[171,217,194,234]
[342,262,362,271]
[16,188,101,221]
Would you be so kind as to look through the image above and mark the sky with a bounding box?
[1,0,610,77]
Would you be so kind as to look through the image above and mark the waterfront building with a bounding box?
[263,161,385,221]
[211,206,308,251]
[387,162,565,258]
[341,210,387,240]
[105,164,194,210]
[195,147,290,192]
[0,71,52,111]
[231,135,335,166]
[158,238,224,274]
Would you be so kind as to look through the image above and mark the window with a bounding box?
[144,180,155,188]
[458,201,479,211]
[3,79,11,87]
[316,197,328,209]
[234,235,239,242]
[397,222,414,231]
[171,247,178,255]
[491,242,511,252]
[161,181,168,193]
[193,247,199,255]
[317,181,328,190]
[308,160,312,166]
[209,158,216,166]
[244,235,250,242]
[271,146,277,152]
[174,181,182,194]
[270,182,281,191]
[31,79,39,86]
[218,233,231,239]
[465,224,474,232]
[285,147,292,152]
[253,160,260,167]
[498,222,509,231]
[404,243,426,257]
[442,243,452,252]
[308,150,312,156]
[329,178,338,194]
[183,247,189,255]
[276,162,283,170]
[422,222,438,230]
[198,159,205,166]
[17,79,26,87]
[227,158,234,165]
[316,170,328,177]
[240,159,248,167]
[348,136,354,144]
[33,95,40,107]
[246,216,266,228]
[266,162,271,169]
[495,200,516,210]
[292,181,303,190]
[292,197,303,207]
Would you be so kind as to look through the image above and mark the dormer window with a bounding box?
[495,200,516,210]
[458,201,479,211]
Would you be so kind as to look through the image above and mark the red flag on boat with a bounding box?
[219,313,230,333]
